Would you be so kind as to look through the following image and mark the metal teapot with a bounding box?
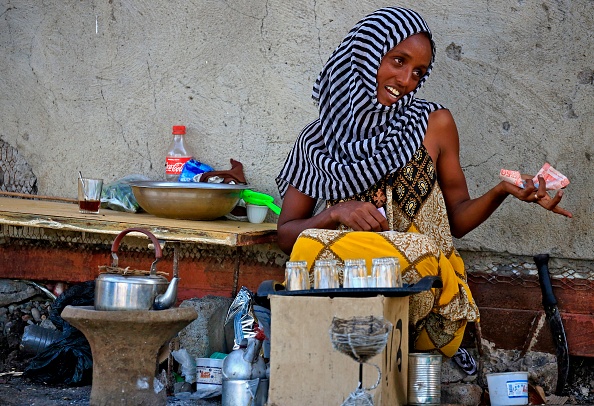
[94,228,179,311]
[222,334,267,406]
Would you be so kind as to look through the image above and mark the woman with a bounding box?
[276,7,571,357]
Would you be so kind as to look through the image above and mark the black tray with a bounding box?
[269,275,442,298]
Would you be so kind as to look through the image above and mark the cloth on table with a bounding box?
[200,158,247,184]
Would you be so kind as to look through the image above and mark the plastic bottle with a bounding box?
[165,125,193,181]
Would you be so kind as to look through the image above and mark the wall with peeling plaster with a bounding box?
[0,1,592,262]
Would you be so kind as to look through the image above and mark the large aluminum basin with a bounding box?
[130,181,247,220]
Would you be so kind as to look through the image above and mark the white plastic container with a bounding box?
[246,204,268,223]
[196,357,223,394]
[486,371,529,406]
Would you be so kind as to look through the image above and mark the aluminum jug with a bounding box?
[222,335,267,406]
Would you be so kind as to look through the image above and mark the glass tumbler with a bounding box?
[313,259,339,289]
[372,257,402,288]
[285,261,310,291]
[343,258,368,288]
[77,177,103,214]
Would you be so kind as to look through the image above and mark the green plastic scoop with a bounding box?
[241,190,281,215]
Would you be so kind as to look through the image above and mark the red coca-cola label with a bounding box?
[166,157,192,175]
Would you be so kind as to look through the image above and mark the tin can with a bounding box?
[407,353,442,405]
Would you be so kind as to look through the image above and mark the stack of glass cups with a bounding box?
[372,257,402,288]
[313,259,339,289]
[343,258,368,288]
[285,261,310,291]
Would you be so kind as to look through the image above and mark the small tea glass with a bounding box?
[285,261,310,291]
[313,259,339,289]
[372,257,402,288]
[343,258,367,288]
[77,177,103,214]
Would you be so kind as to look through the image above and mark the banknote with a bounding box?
[499,163,570,190]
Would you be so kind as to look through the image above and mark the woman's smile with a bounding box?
[384,85,401,101]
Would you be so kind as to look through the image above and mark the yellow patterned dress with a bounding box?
[289,146,480,357]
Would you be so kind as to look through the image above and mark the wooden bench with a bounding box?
[0,197,283,300]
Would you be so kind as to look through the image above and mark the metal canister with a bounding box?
[222,379,258,406]
[20,325,63,355]
[407,353,442,405]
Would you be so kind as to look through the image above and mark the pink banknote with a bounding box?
[499,163,570,190]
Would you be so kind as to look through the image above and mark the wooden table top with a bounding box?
[0,197,277,246]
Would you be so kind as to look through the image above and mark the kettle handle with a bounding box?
[111,228,162,275]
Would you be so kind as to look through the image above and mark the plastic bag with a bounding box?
[24,281,95,386]
[178,159,214,182]
[100,174,150,213]
[23,327,93,385]
[171,348,197,384]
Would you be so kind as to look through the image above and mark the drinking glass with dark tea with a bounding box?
[78,177,103,214]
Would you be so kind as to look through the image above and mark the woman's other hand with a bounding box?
[329,200,390,232]
[277,186,390,254]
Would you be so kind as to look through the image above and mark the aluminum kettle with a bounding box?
[221,336,267,406]
[94,228,179,311]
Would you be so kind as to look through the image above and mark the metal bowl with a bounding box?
[130,181,248,220]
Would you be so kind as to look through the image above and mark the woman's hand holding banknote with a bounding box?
[499,163,572,218]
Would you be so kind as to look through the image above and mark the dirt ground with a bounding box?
[0,374,222,406]
[0,374,91,406]
[3,359,594,406]
[2,314,594,405]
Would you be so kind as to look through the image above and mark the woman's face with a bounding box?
[376,33,432,106]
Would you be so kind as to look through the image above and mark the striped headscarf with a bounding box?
[277,7,442,200]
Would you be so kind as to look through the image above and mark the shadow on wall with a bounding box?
[0,139,37,194]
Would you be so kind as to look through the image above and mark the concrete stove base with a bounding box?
[61,305,197,406]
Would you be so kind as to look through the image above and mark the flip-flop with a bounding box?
[452,347,477,375]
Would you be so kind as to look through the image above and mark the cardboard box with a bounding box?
[268,295,408,405]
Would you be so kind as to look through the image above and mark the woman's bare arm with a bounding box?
[425,109,572,239]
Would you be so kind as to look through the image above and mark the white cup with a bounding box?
[246,204,268,223]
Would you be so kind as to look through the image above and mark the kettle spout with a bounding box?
[153,276,179,310]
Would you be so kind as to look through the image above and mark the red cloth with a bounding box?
[199,159,247,184]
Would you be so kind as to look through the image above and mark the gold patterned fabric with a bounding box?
[291,146,479,357]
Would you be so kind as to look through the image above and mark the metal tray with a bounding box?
[270,275,442,298]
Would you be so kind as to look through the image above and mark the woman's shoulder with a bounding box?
[424,106,459,160]
[428,107,455,128]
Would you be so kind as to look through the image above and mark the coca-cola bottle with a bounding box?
[165,125,193,181]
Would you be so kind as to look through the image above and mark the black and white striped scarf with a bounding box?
[277,7,442,200]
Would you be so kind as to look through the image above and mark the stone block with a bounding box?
[178,296,234,359]
[0,280,38,307]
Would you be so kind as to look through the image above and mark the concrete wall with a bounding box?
[1,1,592,261]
